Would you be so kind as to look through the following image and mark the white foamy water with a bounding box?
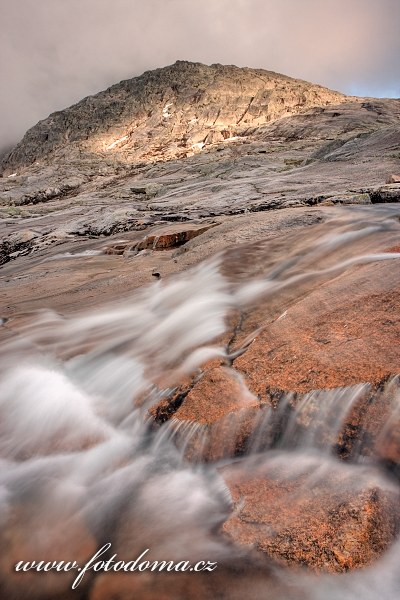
[0,206,400,599]
[47,249,103,260]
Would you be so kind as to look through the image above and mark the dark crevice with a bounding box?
[151,374,204,425]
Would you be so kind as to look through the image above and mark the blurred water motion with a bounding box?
[0,206,400,599]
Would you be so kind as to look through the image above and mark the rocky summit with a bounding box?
[0,61,399,268]
[1,62,400,597]
[2,61,345,172]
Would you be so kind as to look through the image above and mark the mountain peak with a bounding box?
[2,62,346,174]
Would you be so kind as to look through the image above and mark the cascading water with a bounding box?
[0,206,400,599]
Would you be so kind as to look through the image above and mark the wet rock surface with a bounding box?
[152,367,261,461]
[222,459,400,573]
[2,205,400,582]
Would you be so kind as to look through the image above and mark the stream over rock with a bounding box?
[0,206,400,598]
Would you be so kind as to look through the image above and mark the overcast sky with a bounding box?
[1,0,399,150]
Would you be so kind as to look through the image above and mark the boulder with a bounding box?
[222,459,400,572]
[152,367,261,461]
[130,183,162,198]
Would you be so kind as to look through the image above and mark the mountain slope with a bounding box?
[0,62,399,267]
[1,61,346,174]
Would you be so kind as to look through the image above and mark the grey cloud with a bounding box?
[1,0,399,150]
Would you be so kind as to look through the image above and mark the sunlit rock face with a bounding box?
[1,61,346,173]
[1,62,399,270]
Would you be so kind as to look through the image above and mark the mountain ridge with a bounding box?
[1,60,347,175]
[0,61,399,267]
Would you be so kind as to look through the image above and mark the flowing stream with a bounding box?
[0,206,400,599]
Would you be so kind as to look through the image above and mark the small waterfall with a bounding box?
[0,206,400,599]
[244,385,369,456]
[278,384,369,452]
[370,376,400,472]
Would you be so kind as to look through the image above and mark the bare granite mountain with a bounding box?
[1,61,346,173]
[1,61,399,266]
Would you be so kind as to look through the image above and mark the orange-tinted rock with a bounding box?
[103,223,217,255]
[384,244,400,254]
[234,261,400,395]
[222,460,400,573]
[170,367,261,461]
[329,379,395,461]
[136,224,217,251]
[151,367,261,461]
[219,218,400,399]
[376,420,400,467]
[174,367,258,424]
